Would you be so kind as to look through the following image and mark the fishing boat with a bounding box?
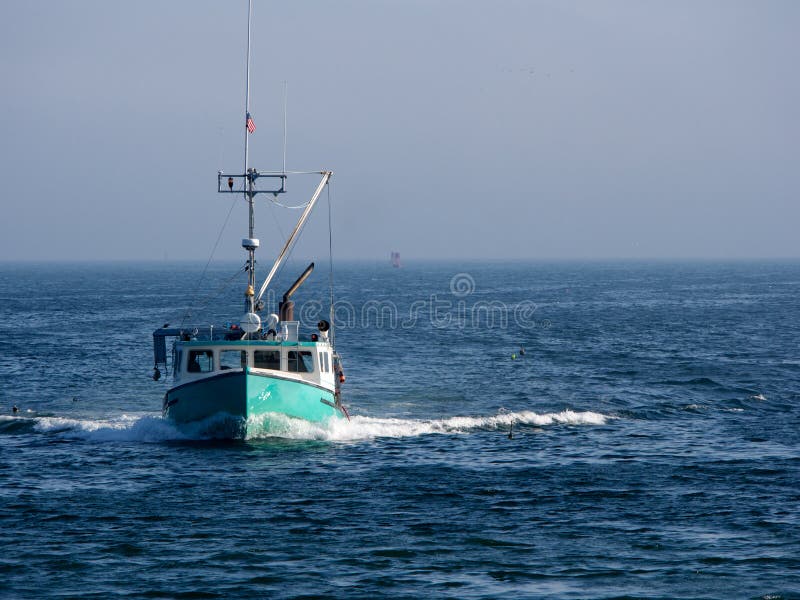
[151,0,347,435]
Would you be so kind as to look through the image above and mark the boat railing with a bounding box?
[153,322,319,369]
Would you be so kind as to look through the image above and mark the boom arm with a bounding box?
[256,171,331,303]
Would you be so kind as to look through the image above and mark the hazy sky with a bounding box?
[1,0,798,261]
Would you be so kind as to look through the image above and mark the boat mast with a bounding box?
[217,0,287,330]
[243,0,256,314]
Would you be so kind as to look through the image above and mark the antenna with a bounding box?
[282,81,288,174]
[244,0,253,176]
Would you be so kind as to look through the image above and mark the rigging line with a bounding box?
[259,197,287,314]
[255,172,331,302]
[274,177,331,298]
[179,195,240,328]
[281,170,330,175]
[269,198,311,210]
[273,218,301,298]
[327,180,336,348]
[265,195,288,245]
[183,265,247,319]
[262,186,319,313]
[239,170,329,175]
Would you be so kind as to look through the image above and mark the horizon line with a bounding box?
[2,256,800,265]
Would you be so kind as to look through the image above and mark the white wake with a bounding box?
[5,408,613,443]
[246,408,612,441]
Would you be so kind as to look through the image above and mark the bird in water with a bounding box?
[12,405,19,414]
[519,347,525,356]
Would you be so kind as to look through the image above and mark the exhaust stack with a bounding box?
[279,262,314,321]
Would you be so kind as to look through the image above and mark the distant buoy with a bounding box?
[508,422,514,439]
[519,347,525,356]
[12,405,19,414]
[511,353,516,360]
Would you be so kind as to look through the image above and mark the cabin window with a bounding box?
[323,352,330,373]
[220,350,247,370]
[287,350,314,373]
[254,350,280,370]
[187,350,214,373]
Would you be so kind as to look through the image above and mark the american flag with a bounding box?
[246,113,256,133]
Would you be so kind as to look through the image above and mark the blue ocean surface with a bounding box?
[0,260,798,599]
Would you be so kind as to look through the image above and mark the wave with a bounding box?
[0,414,189,442]
[0,408,613,443]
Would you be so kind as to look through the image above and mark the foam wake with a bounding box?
[1,409,612,443]
[0,414,189,442]
[244,409,612,441]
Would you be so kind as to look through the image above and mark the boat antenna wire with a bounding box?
[282,80,288,175]
[327,181,336,347]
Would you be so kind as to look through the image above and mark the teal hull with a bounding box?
[164,368,339,433]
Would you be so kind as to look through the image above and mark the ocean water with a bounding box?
[1,260,799,599]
